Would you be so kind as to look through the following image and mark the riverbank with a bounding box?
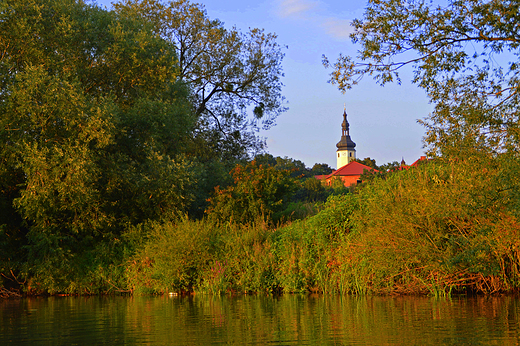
[121,154,520,296]
[3,154,520,297]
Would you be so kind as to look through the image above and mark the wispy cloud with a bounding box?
[321,18,354,40]
[277,0,318,18]
[275,0,354,41]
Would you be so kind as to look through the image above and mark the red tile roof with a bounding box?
[396,156,432,171]
[409,156,431,167]
[325,161,377,178]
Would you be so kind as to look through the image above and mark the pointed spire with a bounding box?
[336,106,356,149]
[342,108,349,137]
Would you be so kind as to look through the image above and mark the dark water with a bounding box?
[1,294,520,345]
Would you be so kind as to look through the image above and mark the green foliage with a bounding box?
[310,163,333,176]
[206,161,299,225]
[254,153,278,167]
[324,0,520,155]
[219,221,279,294]
[124,194,360,295]
[115,0,287,159]
[0,0,196,294]
[121,155,520,296]
[297,178,328,203]
[273,156,308,178]
[127,217,280,295]
[6,0,520,299]
[268,194,357,294]
[353,157,378,170]
[127,219,223,294]
[346,153,520,294]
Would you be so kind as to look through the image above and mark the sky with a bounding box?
[94,0,433,169]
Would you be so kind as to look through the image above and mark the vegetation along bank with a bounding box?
[2,0,520,296]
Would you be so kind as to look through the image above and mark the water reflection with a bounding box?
[1,295,520,345]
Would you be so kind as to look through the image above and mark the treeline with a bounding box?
[3,0,520,297]
[0,0,287,294]
[128,153,520,296]
[0,0,351,295]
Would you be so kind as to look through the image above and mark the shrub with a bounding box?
[345,153,520,294]
[206,161,299,225]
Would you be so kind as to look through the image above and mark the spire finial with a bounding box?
[344,103,346,111]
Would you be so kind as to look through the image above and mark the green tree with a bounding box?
[206,161,299,225]
[353,157,378,170]
[274,156,308,178]
[310,163,333,176]
[324,0,520,155]
[300,177,328,202]
[0,0,195,293]
[115,0,287,159]
[254,153,278,167]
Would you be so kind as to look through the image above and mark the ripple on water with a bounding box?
[1,295,519,345]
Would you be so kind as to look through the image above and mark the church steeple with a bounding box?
[336,106,356,168]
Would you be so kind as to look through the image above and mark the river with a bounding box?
[2,294,520,345]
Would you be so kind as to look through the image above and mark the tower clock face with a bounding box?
[341,152,347,157]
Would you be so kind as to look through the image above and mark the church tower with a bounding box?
[336,106,356,168]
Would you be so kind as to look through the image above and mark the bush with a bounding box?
[126,218,223,294]
[206,161,299,225]
[344,154,520,295]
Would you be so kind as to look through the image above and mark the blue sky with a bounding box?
[94,0,432,169]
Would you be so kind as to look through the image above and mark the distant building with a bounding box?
[395,156,431,171]
[316,107,431,187]
[318,161,377,187]
[336,107,356,168]
[316,106,377,187]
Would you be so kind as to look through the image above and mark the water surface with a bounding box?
[2,295,520,345]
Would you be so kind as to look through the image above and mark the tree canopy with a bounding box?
[324,0,520,155]
[0,0,290,294]
[115,0,287,158]
[0,0,196,292]
[206,160,299,225]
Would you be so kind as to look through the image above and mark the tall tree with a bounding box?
[0,0,195,293]
[323,0,520,155]
[115,0,287,159]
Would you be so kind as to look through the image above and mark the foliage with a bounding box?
[310,163,334,176]
[115,0,287,159]
[0,0,291,295]
[6,0,520,298]
[324,0,520,155]
[254,153,278,167]
[353,157,378,170]
[127,195,358,295]
[127,216,281,295]
[127,218,223,294]
[346,154,520,295]
[206,161,299,225]
[323,0,520,294]
[358,160,402,183]
[273,156,308,178]
[187,159,236,219]
[124,155,520,296]
[297,178,328,202]
[0,0,195,293]
[255,153,333,178]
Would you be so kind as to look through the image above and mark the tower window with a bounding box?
[338,153,340,158]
